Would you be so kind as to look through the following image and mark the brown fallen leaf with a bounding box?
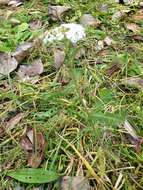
[28,132,46,168]
[131,34,143,42]
[12,42,34,63]
[106,63,121,77]
[53,48,65,69]
[29,20,42,30]
[17,59,43,83]
[0,0,10,4]
[80,14,101,27]
[112,9,130,20]
[48,5,71,21]
[20,128,46,168]
[61,176,91,190]
[26,128,34,144]
[20,136,33,151]
[121,77,143,89]
[5,112,23,130]
[124,120,143,153]
[0,53,18,78]
[125,23,140,33]
[132,9,143,21]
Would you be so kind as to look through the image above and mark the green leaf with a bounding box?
[88,111,125,126]
[7,168,59,184]
[17,23,29,32]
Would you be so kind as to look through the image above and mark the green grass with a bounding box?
[0,0,143,189]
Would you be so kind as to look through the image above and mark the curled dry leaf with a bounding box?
[17,59,43,83]
[29,20,42,30]
[124,120,143,153]
[121,77,143,89]
[8,0,23,7]
[0,53,18,78]
[131,35,143,42]
[53,48,65,69]
[61,176,91,190]
[20,136,33,151]
[106,63,121,77]
[112,9,130,20]
[48,5,71,21]
[20,128,46,168]
[125,23,140,33]
[80,14,101,28]
[12,42,34,63]
[28,132,46,168]
[132,9,143,21]
[5,112,23,131]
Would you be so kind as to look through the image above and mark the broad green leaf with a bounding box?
[7,168,59,184]
[88,111,125,126]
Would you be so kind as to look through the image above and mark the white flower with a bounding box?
[43,23,86,44]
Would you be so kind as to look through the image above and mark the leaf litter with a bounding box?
[0,0,143,189]
[20,128,46,168]
[17,58,44,83]
[48,5,71,21]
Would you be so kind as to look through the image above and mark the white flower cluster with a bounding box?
[43,23,86,44]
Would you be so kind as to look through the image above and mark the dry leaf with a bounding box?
[75,48,86,59]
[0,53,18,78]
[131,34,143,42]
[28,132,46,168]
[29,20,42,30]
[132,9,143,21]
[80,14,101,27]
[124,120,143,153]
[61,176,91,190]
[17,59,43,83]
[8,0,23,7]
[106,63,121,77]
[5,113,23,130]
[10,18,21,26]
[53,48,65,69]
[20,136,33,151]
[121,77,143,89]
[124,120,138,140]
[125,23,140,33]
[12,42,34,63]
[20,129,46,168]
[26,129,34,144]
[0,0,10,4]
[104,36,113,46]
[48,5,71,21]
[112,9,130,20]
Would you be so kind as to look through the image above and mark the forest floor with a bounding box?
[0,0,143,189]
